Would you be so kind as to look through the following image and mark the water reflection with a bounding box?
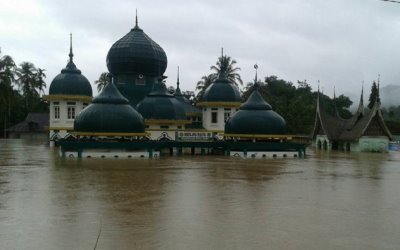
[1,139,400,249]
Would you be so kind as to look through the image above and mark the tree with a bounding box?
[16,62,39,110]
[35,68,46,95]
[95,72,110,92]
[368,81,379,109]
[210,54,243,86]
[0,51,16,137]
[195,74,216,102]
[195,54,243,102]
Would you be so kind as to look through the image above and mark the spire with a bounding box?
[132,9,141,30]
[316,81,321,113]
[333,86,341,118]
[355,83,365,116]
[377,74,381,104]
[176,66,180,90]
[69,33,74,62]
[218,47,226,78]
[135,9,138,27]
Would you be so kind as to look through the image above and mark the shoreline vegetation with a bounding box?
[2,50,400,138]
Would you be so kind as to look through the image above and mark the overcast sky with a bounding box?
[1,0,400,103]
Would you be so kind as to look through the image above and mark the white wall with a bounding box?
[49,100,88,139]
[202,107,237,132]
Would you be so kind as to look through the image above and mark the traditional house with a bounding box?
[312,88,393,152]
[7,113,49,140]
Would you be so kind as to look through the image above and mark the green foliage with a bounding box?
[0,50,48,137]
[242,76,353,134]
[94,72,110,92]
[195,54,242,102]
[368,81,379,109]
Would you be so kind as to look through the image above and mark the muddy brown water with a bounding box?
[1,139,400,249]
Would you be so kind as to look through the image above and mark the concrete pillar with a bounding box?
[178,147,183,156]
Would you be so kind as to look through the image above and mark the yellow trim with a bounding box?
[72,131,149,136]
[186,112,202,116]
[196,102,241,108]
[43,95,92,102]
[145,119,191,125]
[223,134,295,139]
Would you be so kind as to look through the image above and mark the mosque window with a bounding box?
[54,106,60,119]
[67,102,76,105]
[160,125,169,129]
[211,112,218,124]
[67,106,75,119]
[224,112,231,122]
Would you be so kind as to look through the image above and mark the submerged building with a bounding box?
[311,88,393,152]
[43,34,93,143]
[46,16,310,158]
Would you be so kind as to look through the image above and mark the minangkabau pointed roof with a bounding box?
[311,84,392,141]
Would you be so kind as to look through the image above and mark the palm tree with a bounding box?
[95,72,109,92]
[210,55,243,87]
[16,62,39,110]
[0,52,16,136]
[35,68,46,95]
[195,54,243,102]
[195,74,216,102]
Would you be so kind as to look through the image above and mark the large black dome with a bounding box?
[106,22,167,77]
[74,82,145,134]
[225,85,286,135]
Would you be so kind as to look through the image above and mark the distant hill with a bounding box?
[380,84,400,108]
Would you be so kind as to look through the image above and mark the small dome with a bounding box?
[136,81,187,121]
[225,85,286,135]
[74,82,145,134]
[106,21,167,77]
[201,74,241,103]
[49,43,92,97]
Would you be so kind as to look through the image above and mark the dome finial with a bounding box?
[135,9,138,27]
[69,33,74,62]
[218,47,226,78]
[254,64,259,89]
[177,66,180,89]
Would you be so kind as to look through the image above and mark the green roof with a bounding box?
[49,61,92,97]
[136,82,187,121]
[225,86,286,135]
[201,74,241,103]
[74,82,145,133]
[106,22,167,77]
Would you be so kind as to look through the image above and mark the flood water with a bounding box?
[1,139,400,249]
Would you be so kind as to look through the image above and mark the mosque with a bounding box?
[42,17,310,158]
